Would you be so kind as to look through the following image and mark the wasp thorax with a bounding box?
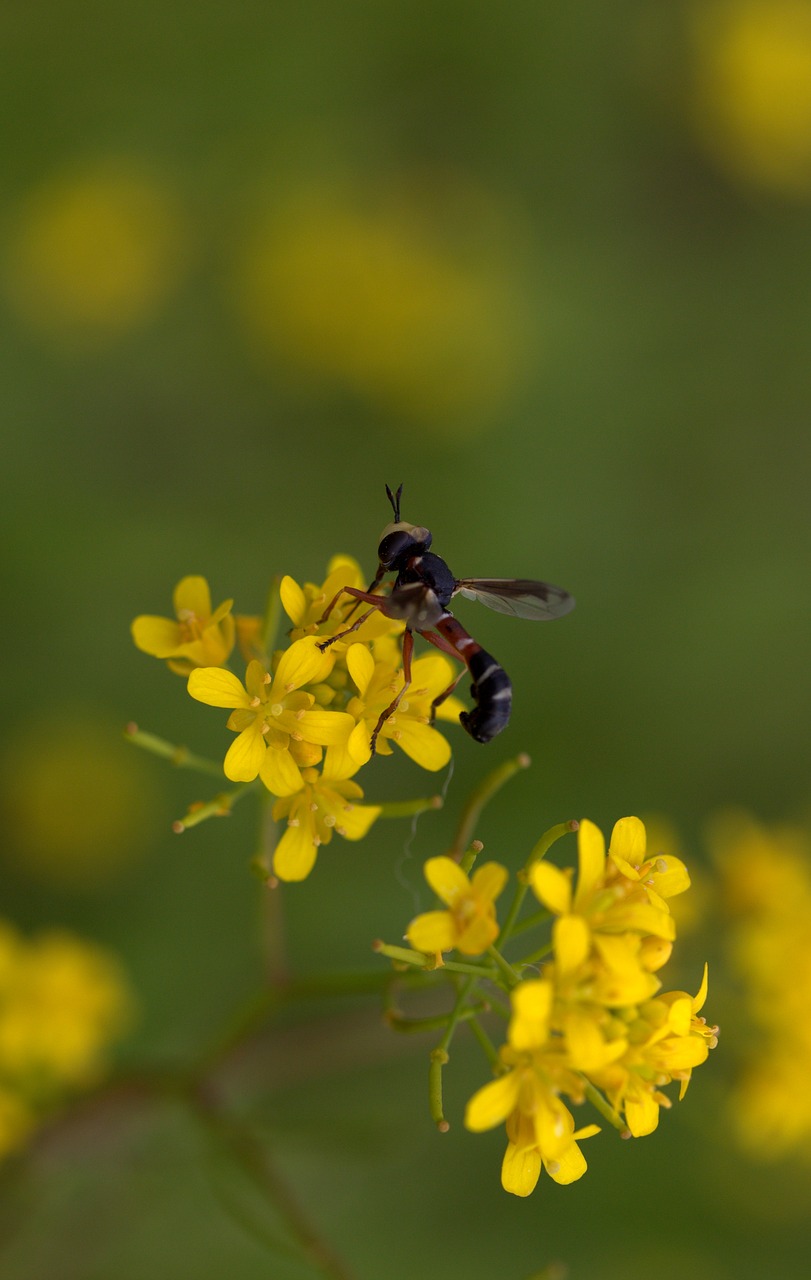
[377,521,432,568]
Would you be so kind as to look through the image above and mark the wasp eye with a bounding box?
[377,529,415,568]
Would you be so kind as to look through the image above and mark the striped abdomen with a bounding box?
[435,614,513,743]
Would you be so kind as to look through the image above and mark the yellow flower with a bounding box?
[132,576,236,674]
[271,769,381,882]
[187,642,354,796]
[406,856,508,956]
[280,556,400,650]
[327,644,463,779]
[465,982,599,1196]
[530,818,679,1005]
[689,0,811,198]
[589,966,717,1137]
[0,921,132,1161]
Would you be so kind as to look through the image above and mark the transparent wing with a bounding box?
[453,578,575,621]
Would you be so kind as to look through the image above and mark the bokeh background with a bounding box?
[2,2,811,1276]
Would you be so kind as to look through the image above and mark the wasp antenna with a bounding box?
[385,483,404,521]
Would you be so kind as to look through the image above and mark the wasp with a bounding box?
[317,484,575,750]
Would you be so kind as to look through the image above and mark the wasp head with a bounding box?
[377,521,432,569]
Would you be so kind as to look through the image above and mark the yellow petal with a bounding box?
[131,615,183,657]
[651,855,691,899]
[575,819,606,908]
[625,1090,659,1137]
[331,799,380,841]
[273,822,319,882]
[464,1072,521,1132]
[296,710,354,747]
[529,861,572,915]
[501,1142,542,1197]
[279,575,307,627]
[470,861,508,906]
[187,667,248,708]
[258,747,304,797]
[693,962,709,1013]
[609,816,647,872]
[545,1138,588,1185]
[456,913,499,956]
[173,575,212,619]
[423,857,470,907]
[274,637,333,690]
[346,643,376,696]
[406,910,457,954]
[553,914,590,975]
[223,723,265,782]
[388,719,451,771]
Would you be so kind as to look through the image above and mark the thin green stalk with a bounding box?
[447,752,531,861]
[373,941,498,981]
[376,795,443,819]
[173,782,255,832]
[429,975,477,1129]
[467,1015,500,1067]
[581,1079,627,1134]
[124,723,224,777]
[486,945,522,988]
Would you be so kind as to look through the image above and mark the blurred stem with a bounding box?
[255,797,288,987]
[447,752,531,861]
[468,1015,500,1067]
[496,819,578,949]
[190,1082,357,1280]
[124,723,224,777]
[174,783,254,832]
[373,941,498,981]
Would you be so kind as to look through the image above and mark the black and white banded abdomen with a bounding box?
[435,615,513,744]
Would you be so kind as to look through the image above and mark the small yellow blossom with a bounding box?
[280,556,400,650]
[327,645,464,778]
[0,923,132,1160]
[406,856,508,956]
[132,576,236,674]
[465,980,599,1196]
[187,643,354,796]
[271,768,381,882]
[530,818,682,1005]
[590,966,717,1136]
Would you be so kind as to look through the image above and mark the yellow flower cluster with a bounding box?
[709,811,811,1160]
[0,922,131,1160]
[132,559,463,882]
[406,816,717,1197]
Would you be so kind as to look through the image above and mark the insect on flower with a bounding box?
[317,484,575,750]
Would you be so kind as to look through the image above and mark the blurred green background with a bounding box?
[2,1,811,1276]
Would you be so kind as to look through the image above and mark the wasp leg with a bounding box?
[370,627,413,755]
[420,628,467,723]
[316,569,386,629]
[316,604,378,652]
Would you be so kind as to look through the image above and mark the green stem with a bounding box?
[429,975,478,1129]
[447,752,531,861]
[386,1003,485,1035]
[506,905,552,939]
[486,945,522,988]
[524,819,580,874]
[581,1079,627,1134]
[467,1015,500,1067]
[496,819,578,949]
[124,724,224,777]
[376,795,443,819]
[373,941,498,981]
[516,939,554,968]
[173,782,255,832]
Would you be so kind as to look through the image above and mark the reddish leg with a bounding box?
[316,587,387,652]
[370,627,414,755]
[420,628,467,721]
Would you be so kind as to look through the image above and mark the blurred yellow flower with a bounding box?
[233,180,526,432]
[689,1,811,196]
[132,575,236,675]
[709,811,811,1159]
[0,923,132,1159]
[2,710,159,889]
[5,158,185,343]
